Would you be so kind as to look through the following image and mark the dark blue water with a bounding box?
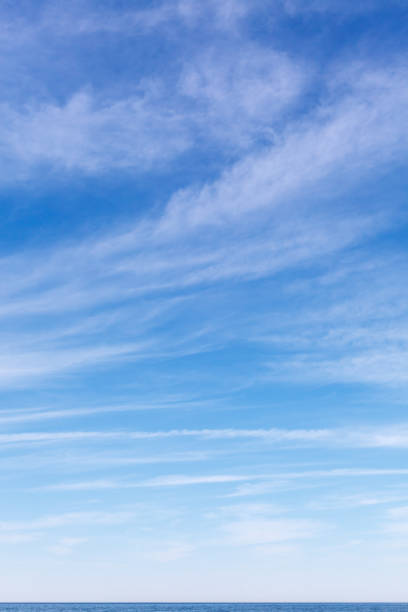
[0,605,406,612]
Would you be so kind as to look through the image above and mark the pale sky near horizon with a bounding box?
[1,0,408,602]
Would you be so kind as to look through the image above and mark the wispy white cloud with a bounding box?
[382,505,408,542]
[3,424,408,448]
[162,64,408,233]
[146,541,194,562]
[387,506,408,520]
[0,63,405,388]
[179,44,307,148]
[211,501,322,551]
[223,517,320,546]
[48,536,87,556]
[282,0,399,16]
[0,90,192,175]
[0,9,306,178]
[0,396,222,425]
[140,474,253,487]
[268,349,408,386]
[0,511,134,532]
[36,474,258,492]
[0,403,136,425]
[39,479,120,491]
[33,466,408,496]
[228,468,408,497]
[36,1,253,37]
[0,533,38,544]
[0,342,152,386]
[0,450,214,474]
[0,426,340,447]
[309,492,408,511]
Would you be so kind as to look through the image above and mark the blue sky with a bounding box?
[1,0,408,602]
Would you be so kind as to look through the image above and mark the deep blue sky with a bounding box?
[0,0,408,602]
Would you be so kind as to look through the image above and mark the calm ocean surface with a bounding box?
[0,605,407,612]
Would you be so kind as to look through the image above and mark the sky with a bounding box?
[0,0,408,602]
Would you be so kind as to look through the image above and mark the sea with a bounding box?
[0,605,406,612]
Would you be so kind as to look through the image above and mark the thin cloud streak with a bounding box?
[2,424,408,448]
[0,511,135,532]
[37,468,408,493]
[0,398,214,425]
